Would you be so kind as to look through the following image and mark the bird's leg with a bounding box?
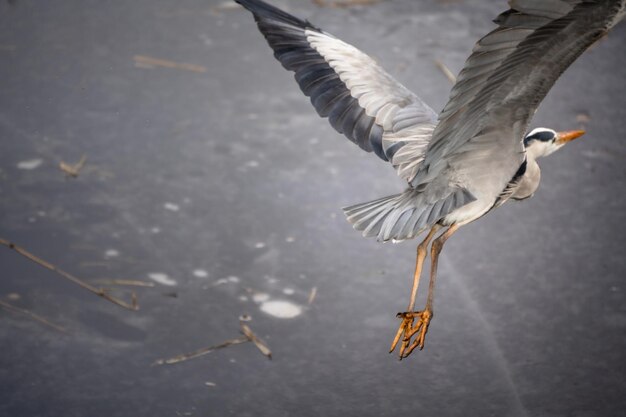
[402,224,460,357]
[389,224,441,357]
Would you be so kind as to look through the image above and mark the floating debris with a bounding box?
[92,279,155,288]
[133,55,207,73]
[204,381,217,387]
[148,272,177,286]
[17,158,43,170]
[240,322,272,359]
[154,319,272,365]
[153,336,249,366]
[434,59,457,84]
[308,286,318,305]
[260,300,302,319]
[0,299,67,333]
[0,237,139,311]
[59,154,86,178]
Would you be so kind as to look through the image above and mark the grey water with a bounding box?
[1,1,625,416]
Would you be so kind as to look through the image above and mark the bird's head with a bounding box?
[523,127,585,159]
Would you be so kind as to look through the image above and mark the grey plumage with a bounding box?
[243,0,438,162]
[235,0,625,242]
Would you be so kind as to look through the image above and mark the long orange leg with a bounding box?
[402,224,460,357]
[389,224,441,356]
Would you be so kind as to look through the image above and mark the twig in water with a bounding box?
[59,155,86,178]
[0,237,139,311]
[307,286,318,305]
[0,299,67,333]
[152,336,250,366]
[153,320,273,365]
[210,1,243,14]
[240,322,272,359]
[91,279,155,288]
[133,55,207,73]
[434,59,457,84]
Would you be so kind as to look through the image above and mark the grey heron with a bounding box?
[234,0,625,358]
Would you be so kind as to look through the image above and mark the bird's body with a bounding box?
[235,0,625,357]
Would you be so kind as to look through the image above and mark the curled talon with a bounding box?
[389,313,413,354]
[390,310,433,359]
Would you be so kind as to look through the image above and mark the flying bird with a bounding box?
[234,0,625,358]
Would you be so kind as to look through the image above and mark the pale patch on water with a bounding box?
[282,288,295,295]
[163,202,180,212]
[104,249,120,258]
[148,272,177,286]
[259,300,302,319]
[17,159,43,170]
[192,269,208,278]
[264,276,278,284]
[252,292,270,303]
[199,33,213,47]
[254,242,266,249]
[213,275,240,286]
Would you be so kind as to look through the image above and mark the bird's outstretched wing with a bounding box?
[235,0,438,182]
[412,0,625,189]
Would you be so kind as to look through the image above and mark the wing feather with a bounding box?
[236,0,437,181]
[412,0,625,190]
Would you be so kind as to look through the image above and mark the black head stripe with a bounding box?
[523,130,555,147]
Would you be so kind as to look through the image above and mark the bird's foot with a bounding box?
[389,310,432,359]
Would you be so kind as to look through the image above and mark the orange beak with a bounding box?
[556,130,585,145]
